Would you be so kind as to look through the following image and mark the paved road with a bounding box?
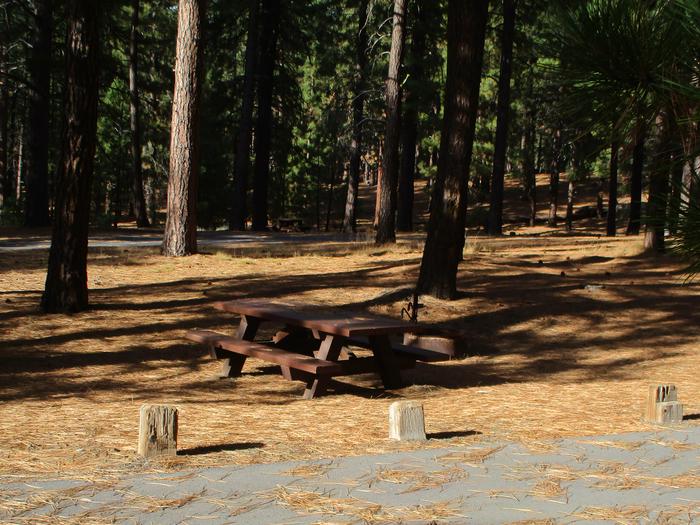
[0,230,368,252]
[2,427,698,524]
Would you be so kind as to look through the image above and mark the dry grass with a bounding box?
[508,518,557,525]
[528,477,568,501]
[436,445,506,466]
[280,461,337,479]
[271,486,463,524]
[654,505,700,525]
[368,465,467,493]
[645,471,700,489]
[1,232,699,480]
[578,439,644,451]
[573,505,649,524]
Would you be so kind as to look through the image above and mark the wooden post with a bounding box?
[389,401,426,441]
[138,404,178,457]
[645,385,683,424]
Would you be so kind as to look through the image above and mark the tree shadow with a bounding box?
[179,442,264,456]
[428,430,481,440]
[1,237,698,403]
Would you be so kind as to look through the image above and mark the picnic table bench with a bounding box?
[185,299,454,398]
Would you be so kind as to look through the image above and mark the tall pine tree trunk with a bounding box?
[375,0,407,244]
[25,0,53,227]
[342,0,369,234]
[41,0,99,313]
[230,0,259,231]
[417,0,489,299]
[15,121,23,202]
[627,126,645,235]
[162,0,206,256]
[487,0,515,236]
[521,70,536,227]
[251,0,280,231]
[397,0,429,232]
[547,128,562,227]
[526,147,536,226]
[565,179,574,231]
[4,93,18,205]
[667,141,684,235]
[129,0,149,227]
[0,44,7,210]
[607,140,619,236]
[644,114,670,252]
[325,158,336,232]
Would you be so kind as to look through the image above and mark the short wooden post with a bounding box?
[138,404,178,457]
[645,385,683,424]
[389,401,426,441]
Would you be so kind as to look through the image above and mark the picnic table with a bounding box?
[186,299,452,398]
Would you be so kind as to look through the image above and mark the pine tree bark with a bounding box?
[15,121,23,203]
[25,0,53,227]
[667,141,684,235]
[0,44,7,209]
[607,140,619,236]
[520,65,536,226]
[397,0,429,232]
[251,0,280,231]
[4,93,17,205]
[417,0,490,299]
[547,128,562,227]
[375,0,408,244]
[325,159,336,232]
[230,0,259,231]
[487,0,516,236]
[162,0,206,256]
[565,179,574,231]
[130,0,149,227]
[342,0,369,234]
[644,114,670,252]
[41,0,99,313]
[627,127,645,235]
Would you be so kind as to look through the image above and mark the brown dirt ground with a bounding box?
[1,223,699,480]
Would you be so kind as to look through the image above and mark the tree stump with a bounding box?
[389,401,426,441]
[138,404,178,457]
[645,385,683,424]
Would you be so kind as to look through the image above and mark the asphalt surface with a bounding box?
[2,426,698,524]
[0,230,366,252]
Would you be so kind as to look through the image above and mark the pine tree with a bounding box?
[162,0,206,256]
[341,0,369,234]
[375,0,407,244]
[417,0,490,299]
[230,0,259,231]
[24,0,53,227]
[487,0,516,235]
[130,0,150,227]
[42,0,100,312]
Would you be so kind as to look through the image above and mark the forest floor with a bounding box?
[1,221,699,483]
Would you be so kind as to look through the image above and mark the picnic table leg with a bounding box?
[303,377,329,399]
[298,334,343,398]
[219,315,260,378]
[315,334,344,361]
[368,335,403,390]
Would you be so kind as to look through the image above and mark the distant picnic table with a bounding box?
[272,217,305,232]
[186,299,452,398]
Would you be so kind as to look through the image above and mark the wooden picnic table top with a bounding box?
[213,299,422,338]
